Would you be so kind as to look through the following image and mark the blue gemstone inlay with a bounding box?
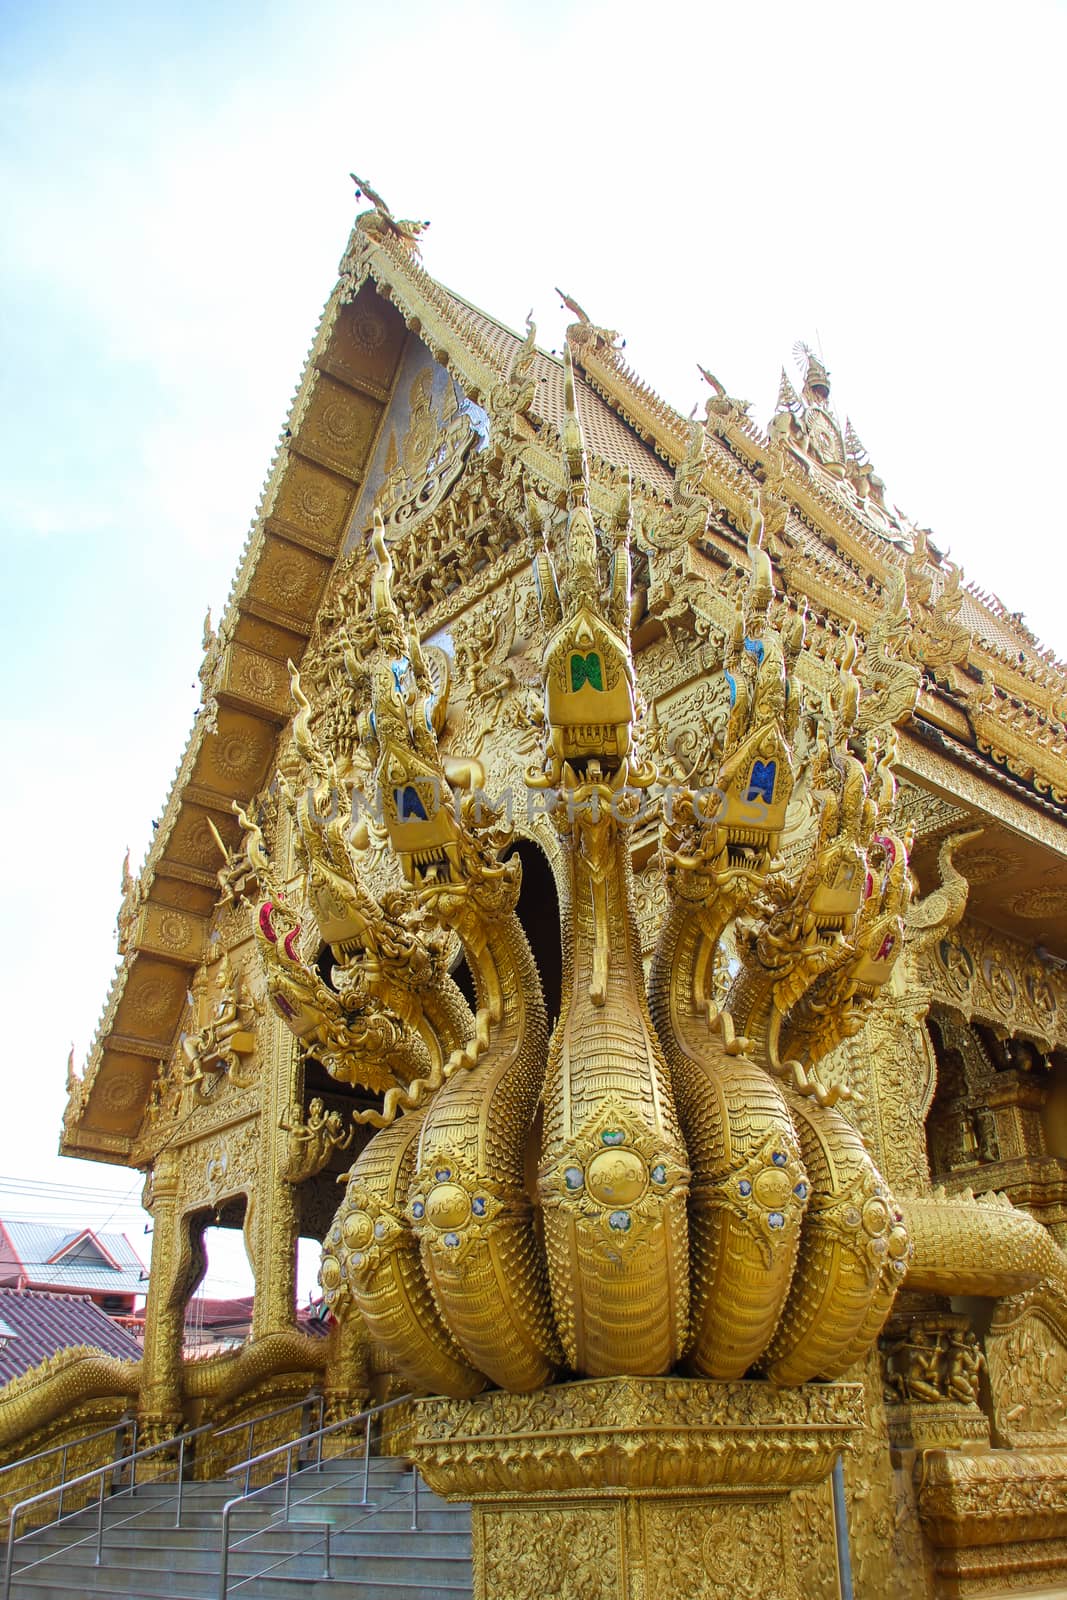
[564,1167,584,1191]
[443,1232,460,1248]
[471,1196,487,1216]
[399,785,428,821]
[601,1130,625,1147]
[747,759,777,805]
[794,1182,808,1199]
[608,1210,632,1232]
[435,1169,452,1182]
[738,1179,753,1197]
[411,1201,425,1219]
[771,1151,787,1167]
[768,1212,785,1230]
[374,1220,388,1238]
[650,1163,667,1185]
[390,657,410,693]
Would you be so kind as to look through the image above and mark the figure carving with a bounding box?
[279,1096,353,1182]
[180,950,256,1093]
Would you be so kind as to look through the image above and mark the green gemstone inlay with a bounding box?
[570,652,603,691]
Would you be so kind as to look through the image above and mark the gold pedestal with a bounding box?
[409,1377,864,1600]
[917,1450,1067,1599]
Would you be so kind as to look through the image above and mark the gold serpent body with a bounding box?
[334,1109,485,1399]
[540,829,689,1376]
[649,900,805,1377]
[762,1094,902,1383]
[411,906,561,1390]
[323,972,484,1398]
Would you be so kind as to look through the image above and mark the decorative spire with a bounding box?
[844,416,868,462]
[775,367,801,415]
[561,345,590,510]
[794,341,831,402]
[349,172,429,251]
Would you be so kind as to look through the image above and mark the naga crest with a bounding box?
[529,347,637,787]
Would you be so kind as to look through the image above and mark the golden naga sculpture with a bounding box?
[59,203,1067,1600]
[648,489,912,1383]
[261,355,928,1398]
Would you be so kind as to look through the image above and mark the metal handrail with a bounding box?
[213,1389,323,1444]
[0,1414,135,1481]
[218,1393,415,1600]
[2,1420,214,1600]
[224,1457,423,1596]
[213,1390,324,1493]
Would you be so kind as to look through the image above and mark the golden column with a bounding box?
[138,1148,196,1440]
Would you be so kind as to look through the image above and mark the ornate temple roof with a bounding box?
[64,194,1067,1165]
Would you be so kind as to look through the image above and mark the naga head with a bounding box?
[714,488,803,857]
[364,514,515,927]
[365,512,466,885]
[254,891,325,1044]
[663,488,802,900]
[529,347,637,789]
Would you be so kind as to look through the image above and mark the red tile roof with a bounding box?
[0,1289,143,1386]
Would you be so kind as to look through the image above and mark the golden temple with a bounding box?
[16,181,1067,1596]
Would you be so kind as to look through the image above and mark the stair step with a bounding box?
[13,1547,472,1580]
[5,1448,473,1600]
[13,1582,470,1600]
[19,1504,467,1542]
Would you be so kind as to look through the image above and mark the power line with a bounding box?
[0,1179,146,1201]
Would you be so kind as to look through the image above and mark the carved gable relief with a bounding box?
[348,340,489,554]
[986,1303,1067,1448]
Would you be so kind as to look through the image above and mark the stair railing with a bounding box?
[0,1414,136,1528]
[213,1390,325,1487]
[0,1383,325,1595]
[218,1392,415,1600]
[2,1419,215,1600]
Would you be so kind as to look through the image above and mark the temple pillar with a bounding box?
[139,1149,205,1439]
[250,1020,301,1338]
[408,1377,864,1600]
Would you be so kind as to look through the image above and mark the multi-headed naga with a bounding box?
[327,513,561,1395]
[649,494,910,1382]
[244,355,1067,1402]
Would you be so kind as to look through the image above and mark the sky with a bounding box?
[2,0,1065,1301]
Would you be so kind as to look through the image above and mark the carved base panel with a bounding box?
[409,1377,863,1600]
[471,1495,803,1600]
[918,1451,1067,1599]
[887,1400,991,1454]
[931,1535,1067,1598]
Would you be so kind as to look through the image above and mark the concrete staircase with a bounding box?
[7,1456,473,1599]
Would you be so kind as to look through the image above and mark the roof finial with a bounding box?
[561,345,589,508]
[349,172,429,250]
[555,288,621,353]
[776,367,801,414]
[794,341,831,403]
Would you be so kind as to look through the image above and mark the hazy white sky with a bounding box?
[2,0,1065,1299]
